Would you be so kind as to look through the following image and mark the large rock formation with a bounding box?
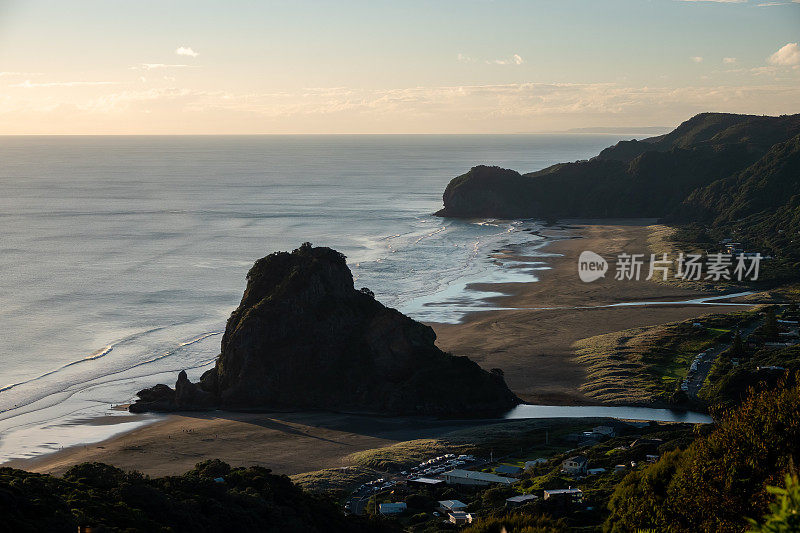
[131,243,519,417]
[435,113,800,220]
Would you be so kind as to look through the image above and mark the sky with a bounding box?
[0,0,798,134]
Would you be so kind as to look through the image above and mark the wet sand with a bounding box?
[8,221,753,476]
[432,220,754,404]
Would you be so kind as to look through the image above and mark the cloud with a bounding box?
[723,57,737,64]
[490,54,524,65]
[3,80,800,134]
[9,80,119,88]
[768,42,800,66]
[133,63,192,70]
[757,1,800,4]
[678,0,746,3]
[457,53,475,63]
[175,46,198,58]
[691,56,704,63]
[0,71,43,77]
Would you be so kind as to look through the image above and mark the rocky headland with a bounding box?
[131,243,519,417]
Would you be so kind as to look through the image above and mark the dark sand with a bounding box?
[9,221,752,476]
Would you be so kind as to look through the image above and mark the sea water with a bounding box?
[0,134,632,461]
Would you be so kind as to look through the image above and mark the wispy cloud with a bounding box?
[457,53,475,63]
[768,42,800,66]
[490,54,524,66]
[9,80,119,88]
[678,0,747,3]
[133,63,193,70]
[691,56,704,63]
[175,46,198,58]
[0,71,43,77]
[3,81,799,133]
[723,57,737,64]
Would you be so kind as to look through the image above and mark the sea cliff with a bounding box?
[131,243,519,417]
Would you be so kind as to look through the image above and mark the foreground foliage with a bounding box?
[605,375,800,532]
[0,459,390,532]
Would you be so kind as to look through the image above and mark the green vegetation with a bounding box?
[749,474,800,533]
[347,440,476,472]
[0,459,390,532]
[291,466,383,501]
[351,422,698,532]
[574,312,754,406]
[605,375,800,532]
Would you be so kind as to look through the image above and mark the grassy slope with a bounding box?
[574,312,755,406]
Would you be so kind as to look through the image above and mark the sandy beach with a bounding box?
[7,221,754,477]
[433,220,752,404]
[5,411,519,477]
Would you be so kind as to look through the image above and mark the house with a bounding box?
[646,455,660,463]
[379,502,407,515]
[495,464,524,475]
[543,488,583,503]
[506,494,538,508]
[592,426,616,437]
[614,464,627,472]
[525,458,548,469]
[442,469,515,486]
[587,467,606,475]
[561,455,588,476]
[438,500,467,512]
[449,511,474,525]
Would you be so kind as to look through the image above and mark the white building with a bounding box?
[525,458,548,469]
[449,511,474,525]
[379,502,407,515]
[442,469,515,486]
[543,488,583,502]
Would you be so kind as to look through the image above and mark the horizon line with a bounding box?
[0,129,672,137]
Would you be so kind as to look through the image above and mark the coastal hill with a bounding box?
[435,112,800,276]
[131,243,519,417]
[437,112,800,221]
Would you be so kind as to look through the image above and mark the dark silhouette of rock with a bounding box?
[435,113,800,220]
[131,243,519,417]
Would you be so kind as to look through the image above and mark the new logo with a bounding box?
[578,251,608,282]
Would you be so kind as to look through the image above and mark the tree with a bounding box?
[605,375,800,532]
[731,330,745,358]
[749,474,800,533]
[765,307,780,340]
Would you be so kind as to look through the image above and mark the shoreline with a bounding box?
[430,220,758,405]
[4,219,758,477]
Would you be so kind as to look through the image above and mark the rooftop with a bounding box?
[544,488,583,495]
[409,477,443,484]
[439,500,467,509]
[443,469,515,484]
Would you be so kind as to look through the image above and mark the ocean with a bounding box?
[0,133,630,462]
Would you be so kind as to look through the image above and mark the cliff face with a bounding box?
[436,113,800,220]
[131,244,519,417]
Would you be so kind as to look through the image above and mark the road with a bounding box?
[687,319,761,399]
